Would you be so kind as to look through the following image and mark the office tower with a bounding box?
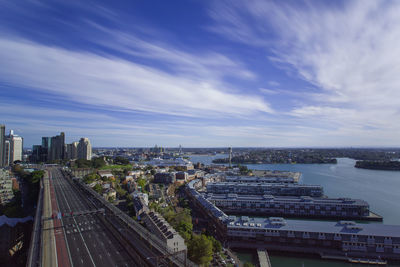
[0,125,4,167]
[4,139,10,166]
[41,137,50,162]
[10,131,23,163]
[48,132,65,161]
[66,141,78,160]
[2,130,24,165]
[78,138,92,160]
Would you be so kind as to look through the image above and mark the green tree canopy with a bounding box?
[188,234,213,266]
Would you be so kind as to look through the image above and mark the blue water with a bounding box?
[189,155,400,266]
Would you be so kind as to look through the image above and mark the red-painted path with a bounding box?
[49,172,71,267]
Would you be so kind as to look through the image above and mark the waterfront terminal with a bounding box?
[204,193,382,221]
[206,182,324,197]
[187,178,398,264]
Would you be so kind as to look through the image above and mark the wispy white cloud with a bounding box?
[0,37,273,119]
[86,21,257,82]
[209,0,400,142]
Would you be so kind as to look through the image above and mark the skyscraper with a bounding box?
[78,138,92,160]
[0,125,5,167]
[48,132,65,161]
[3,130,24,165]
[66,141,79,160]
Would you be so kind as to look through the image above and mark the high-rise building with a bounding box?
[7,130,23,164]
[4,139,10,166]
[2,130,24,165]
[41,137,51,162]
[66,141,79,160]
[77,138,92,160]
[48,132,65,162]
[0,125,5,167]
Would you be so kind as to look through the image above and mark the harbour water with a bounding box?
[189,155,400,266]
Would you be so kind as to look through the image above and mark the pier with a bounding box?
[257,249,272,267]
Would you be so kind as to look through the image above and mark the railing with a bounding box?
[26,174,44,267]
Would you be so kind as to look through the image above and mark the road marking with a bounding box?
[55,171,96,267]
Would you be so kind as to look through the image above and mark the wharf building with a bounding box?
[226,216,400,261]
[206,182,324,197]
[185,179,228,240]
[204,193,381,221]
[186,179,400,262]
[224,176,296,184]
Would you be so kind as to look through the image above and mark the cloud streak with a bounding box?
[0,37,272,120]
[209,0,400,137]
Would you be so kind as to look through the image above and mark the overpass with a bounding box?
[26,167,196,267]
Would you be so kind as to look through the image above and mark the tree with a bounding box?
[114,156,130,165]
[116,187,127,198]
[188,234,213,266]
[243,263,255,267]
[92,157,106,168]
[137,178,146,190]
[75,159,92,168]
[83,173,100,184]
[207,236,222,253]
[93,184,103,194]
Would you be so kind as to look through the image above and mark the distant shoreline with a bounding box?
[355,160,400,171]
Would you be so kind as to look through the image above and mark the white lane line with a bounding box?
[48,171,59,267]
[56,171,96,267]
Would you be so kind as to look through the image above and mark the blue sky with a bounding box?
[1,0,399,148]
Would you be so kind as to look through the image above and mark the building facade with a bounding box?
[66,142,78,160]
[142,211,187,253]
[205,193,375,220]
[0,125,5,167]
[77,138,92,160]
[48,132,65,161]
[206,182,324,197]
[4,131,23,165]
[0,169,13,204]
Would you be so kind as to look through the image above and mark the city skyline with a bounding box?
[1,1,400,147]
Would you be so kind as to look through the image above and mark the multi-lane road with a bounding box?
[48,168,138,267]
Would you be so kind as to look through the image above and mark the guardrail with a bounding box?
[26,174,44,267]
[70,175,196,267]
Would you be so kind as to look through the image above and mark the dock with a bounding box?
[257,249,272,267]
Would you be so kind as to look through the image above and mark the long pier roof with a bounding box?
[226,216,400,238]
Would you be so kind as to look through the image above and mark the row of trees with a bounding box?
[2,165,45,217]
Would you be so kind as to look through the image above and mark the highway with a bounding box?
[49,168,138,267]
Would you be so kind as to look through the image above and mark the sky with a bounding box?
[1,0,400,148]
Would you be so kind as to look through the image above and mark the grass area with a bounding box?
[99,164,132,170]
